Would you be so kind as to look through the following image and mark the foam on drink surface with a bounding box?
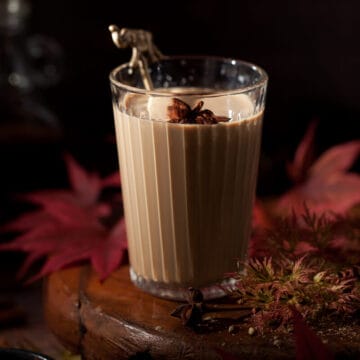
[123,88,255,122]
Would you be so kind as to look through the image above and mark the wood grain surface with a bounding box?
[44,265,360,360]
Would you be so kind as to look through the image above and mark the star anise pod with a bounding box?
[171,287,205,328]
[167,98,230,124]
[171,288,252,330]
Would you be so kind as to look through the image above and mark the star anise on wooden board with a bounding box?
[171,288,252,330]
[170,288,204,328]
[167,98,230,124]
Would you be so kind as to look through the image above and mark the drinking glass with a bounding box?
[110,56,268,300]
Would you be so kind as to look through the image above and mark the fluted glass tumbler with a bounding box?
[110,56,268,300]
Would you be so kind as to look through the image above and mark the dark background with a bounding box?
[1,0,360,208]
[33,0,360,184]
[0,0,359,284]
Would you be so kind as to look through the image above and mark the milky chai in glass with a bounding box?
[110,57,268,300]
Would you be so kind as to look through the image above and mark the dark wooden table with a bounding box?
[0,281,67,359]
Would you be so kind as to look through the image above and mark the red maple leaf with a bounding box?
[252,199,273,231]
[249,200,274,257]
[292,309,334,360]
[0,155,126,282]
[214,348,241,360]
[276,123,360,216]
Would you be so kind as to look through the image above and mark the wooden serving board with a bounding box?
[43,266,359,360]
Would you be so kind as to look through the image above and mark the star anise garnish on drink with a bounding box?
[167,98,230,124]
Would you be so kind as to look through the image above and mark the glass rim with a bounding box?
[109,55,268,97]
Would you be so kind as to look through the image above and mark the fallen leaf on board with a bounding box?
[292,308,334,360]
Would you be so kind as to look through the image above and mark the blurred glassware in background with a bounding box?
[0,0,63,144]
